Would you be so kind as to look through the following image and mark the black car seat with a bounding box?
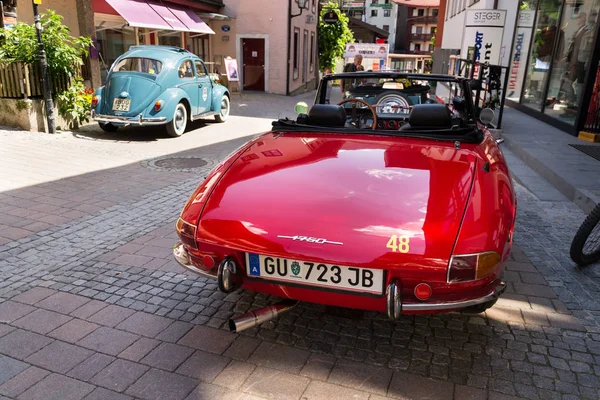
[399,104,453,131]
[307,104,348,127]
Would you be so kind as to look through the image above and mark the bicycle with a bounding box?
[570,203,600,266]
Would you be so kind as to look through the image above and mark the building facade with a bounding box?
[365,0,397,49]
[4,0,318,96]
[437,0,600,136]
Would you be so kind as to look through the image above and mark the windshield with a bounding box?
[321,74,466,114]
[113,57,163,75]
[313,73,474,131]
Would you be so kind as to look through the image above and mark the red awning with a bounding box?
[393,0,440,6]
[103,0,214,34]
[168,6,214,34]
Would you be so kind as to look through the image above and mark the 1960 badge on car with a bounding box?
[173,71,517,332]
[90,45,230,137]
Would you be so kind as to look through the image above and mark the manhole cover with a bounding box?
[153,157,208,169]
[569,144,600,162]
[142,156,215,172]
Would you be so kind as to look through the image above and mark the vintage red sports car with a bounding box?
[173,71,517,332]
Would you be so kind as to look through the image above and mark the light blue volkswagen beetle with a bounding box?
[91,45,230,137]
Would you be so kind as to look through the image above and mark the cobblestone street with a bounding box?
[1,100,600,400]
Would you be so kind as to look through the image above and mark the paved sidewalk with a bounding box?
[500,107,600,213]
[0,93,599,399]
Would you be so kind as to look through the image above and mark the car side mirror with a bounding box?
[479,108,495,126]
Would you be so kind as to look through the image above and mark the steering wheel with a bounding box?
[337,98,378,130]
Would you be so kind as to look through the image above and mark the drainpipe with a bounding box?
[286,0,291,95]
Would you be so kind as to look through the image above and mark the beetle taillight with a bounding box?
[154,101,163,112]
[176,217,197,250]
[92,96,98,107]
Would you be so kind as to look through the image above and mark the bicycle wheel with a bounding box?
[570,204,600,266]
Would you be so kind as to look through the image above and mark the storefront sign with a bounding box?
[344,43,389,59]
[461,9,506,76]
[371,3,392,8]
[507,10,535,100]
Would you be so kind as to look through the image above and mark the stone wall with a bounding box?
[0,98,73,133]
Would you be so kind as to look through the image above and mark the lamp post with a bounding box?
[32,0,56,133]
[286,0,309,95]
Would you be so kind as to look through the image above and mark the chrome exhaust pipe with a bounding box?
[228,300,299,333]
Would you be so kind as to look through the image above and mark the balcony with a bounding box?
[410,33,434,41]
[407,50,433,55]
[408,15,438,24]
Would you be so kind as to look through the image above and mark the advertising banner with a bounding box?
[344,43,389,60]
[506,10,535,100]
[460,9,507,77]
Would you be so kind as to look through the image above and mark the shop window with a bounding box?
[543,1,598,125]
[372,9,378,17]
[521,0,562,111]
[310,32,315,72]
[293,28,300,80]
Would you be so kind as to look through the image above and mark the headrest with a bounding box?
[408,104,453,129]
[307,104,347,127]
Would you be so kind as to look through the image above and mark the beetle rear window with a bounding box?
[114,58,163,75]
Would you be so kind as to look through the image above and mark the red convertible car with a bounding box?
[173,71,517,332]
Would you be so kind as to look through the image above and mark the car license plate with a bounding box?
[112,98,131,112]
[245,253,384,295]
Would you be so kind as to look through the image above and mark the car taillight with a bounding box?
[448,252,501,283]
[414,283,432,300]
[176,217,197,250]
[92,96,98,107]
[154,101,163,112]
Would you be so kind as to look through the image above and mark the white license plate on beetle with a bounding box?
[112,98,131,111]
[245,253,384,295]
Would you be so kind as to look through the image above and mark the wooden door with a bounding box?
[242,38,265,91]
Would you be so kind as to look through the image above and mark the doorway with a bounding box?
[242,38,265,91]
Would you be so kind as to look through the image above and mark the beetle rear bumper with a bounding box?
[91,110,167,126]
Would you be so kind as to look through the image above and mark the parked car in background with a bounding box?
[91,45,230,137]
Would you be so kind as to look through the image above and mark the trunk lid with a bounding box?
[103,73,161,116]
[198,133,476,269]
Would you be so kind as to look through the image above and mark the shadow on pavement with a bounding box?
[72,119,214,142]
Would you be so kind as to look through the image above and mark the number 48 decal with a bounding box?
[386,235,410,253]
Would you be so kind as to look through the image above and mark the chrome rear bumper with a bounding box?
[91,110,166,126]
[172,242,217,279]
[389,281,506,316]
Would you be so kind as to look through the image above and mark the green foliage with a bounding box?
[15,100,30,111]
[0,10,92,78]
[318,2,354,72]
[56,78,94,129]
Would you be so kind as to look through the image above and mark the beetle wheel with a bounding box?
[166,103,188,137]
[215,96,230,123]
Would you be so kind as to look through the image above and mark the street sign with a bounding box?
[33,0,42,4]
[322,10,339,24]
